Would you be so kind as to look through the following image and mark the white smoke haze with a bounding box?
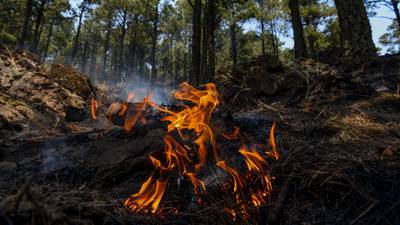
[115,76,176,105]
[41,141,72,173]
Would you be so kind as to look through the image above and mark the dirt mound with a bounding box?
[218,55,400,112]
[0,45,94,134]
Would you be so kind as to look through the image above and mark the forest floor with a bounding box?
[0,45,399,225]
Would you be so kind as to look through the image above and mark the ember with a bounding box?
[91,82,280,219]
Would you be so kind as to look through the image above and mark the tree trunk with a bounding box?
[89,43,97,80]
[334,0,377,66]
[392,0,400,29]
[81,40,89,73]
[102,20,112,78]
[230,22,238,68]
[261,20,266,56]
[32,0,47,54]
[201,14,208,83]
[150,2,159,83]
[138,45,145,79]
[43,18,54,61]
[119,11,127,79]
[71,1,87,63]
[17,0,34,49]
[289,0,308,58]
[192,0,202,84]
[304,16,316,58]
[270,21,279,57]
[206,0,216,82]
[127,21,138,80]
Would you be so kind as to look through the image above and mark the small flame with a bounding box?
[119,92,136,116]
[124,96,149,133]
[124,175,168,214]
[239,146,267,172]
[186,173,206,195]
[90,96,98,120]
[266,121,279,160]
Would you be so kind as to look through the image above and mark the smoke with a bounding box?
[119,77,175,105]
[41,141,72,173]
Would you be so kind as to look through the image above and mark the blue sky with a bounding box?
[71,0,395,54]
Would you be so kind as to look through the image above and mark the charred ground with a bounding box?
[0,45,399,225]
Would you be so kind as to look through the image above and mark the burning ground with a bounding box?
[0,45,400,225]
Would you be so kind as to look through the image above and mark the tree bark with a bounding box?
[150,1,159,83]
[32,0,47,54]
[230,22,238,68]
[119,10,127,79]
[201,13,208,83]
[334,0,377,66]
[206,0,216,82]
[102,20,112,78]
[261,20,266,56]
[288,0,308,58]
[192,0,202,84]
[17,0,34,49]
[43,18,54,61]
[127,20,138,80]
[270,21,279,57]
[71,0,87,63]
[81,40,89,73]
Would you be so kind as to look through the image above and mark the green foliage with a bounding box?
[379,20,400,53]
[0,31,17,45]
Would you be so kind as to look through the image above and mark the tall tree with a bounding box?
[206,0,216,81]
[71,0,92,63]
[31,0,49,53]
[288,0,308,58]
[191,0,202,84]
[17,0,34,49]
[334,0,377,65]
[150,0,160,82]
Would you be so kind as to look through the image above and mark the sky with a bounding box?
[71,0,395,54]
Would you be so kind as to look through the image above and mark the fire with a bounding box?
[266,121,279,160]
[124,96,149,133]
[149,82,219,172]
[93,82,280,219]
[90,96,98,120]
[124,175,168,214]
[217,146,274,213]
[104,92,149,133]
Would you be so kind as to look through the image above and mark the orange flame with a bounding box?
[150,82,219,172]
[124,175,168,214]
[266,121,279,160]
[124,96,149,133]
[239,146,267,172]
[90,96,98,120]
[118,92,135,117]
[113,83,281,217]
